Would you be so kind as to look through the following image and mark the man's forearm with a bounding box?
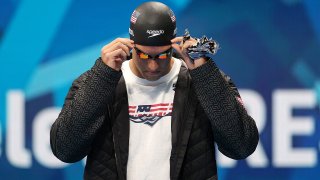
[50,58,122,163]
[189,60,259,159]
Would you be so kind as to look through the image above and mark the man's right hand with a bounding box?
[101,38,134,71]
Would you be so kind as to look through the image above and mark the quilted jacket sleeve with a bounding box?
[189,60,259,160]
[50,58,122,163]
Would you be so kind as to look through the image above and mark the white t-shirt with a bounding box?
[122,58,182,180]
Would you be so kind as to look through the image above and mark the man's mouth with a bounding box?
[145,71,160,76]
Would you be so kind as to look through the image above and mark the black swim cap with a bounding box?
[129,1,177,46]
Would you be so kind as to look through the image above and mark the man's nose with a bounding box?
[147,59,159,71]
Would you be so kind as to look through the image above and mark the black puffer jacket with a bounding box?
[50,58,259,180]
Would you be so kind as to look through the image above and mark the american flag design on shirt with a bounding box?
[129,103,173,126]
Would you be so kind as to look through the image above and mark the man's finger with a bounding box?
[120,38,134,49]
[182,40,196,50]
[102,38,120,50]
[172,43,189,60]
[107,48,127,61]
[171,36,183,44]
[104,42,131,56]
[102,38,134,51]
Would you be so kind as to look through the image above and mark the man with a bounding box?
[50,2,259,180]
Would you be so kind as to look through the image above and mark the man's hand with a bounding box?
[171,37,207,70]
[101,38,134,71]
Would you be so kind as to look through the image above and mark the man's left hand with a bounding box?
[171,36,207,70]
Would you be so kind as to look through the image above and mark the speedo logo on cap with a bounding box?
[147,30,164,38]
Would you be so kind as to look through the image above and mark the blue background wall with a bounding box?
[1,0,320,179]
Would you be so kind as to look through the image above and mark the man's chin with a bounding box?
[144,76,161,81]
[143,72,162,81]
